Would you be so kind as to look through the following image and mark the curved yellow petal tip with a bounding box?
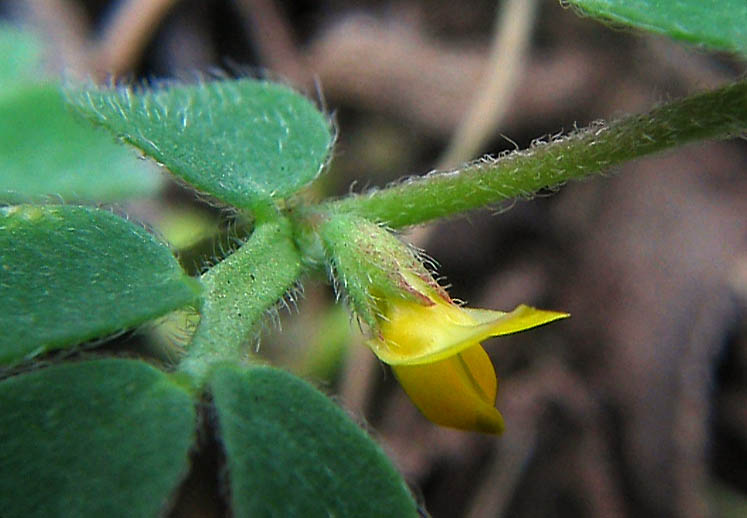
[371,300,570,366]
[466,304,570,336]
[392,345,505,435]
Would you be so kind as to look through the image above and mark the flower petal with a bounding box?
[465,304,570,336]
[373,303,569,366]
[368,297,482,364]
[392,344,505,434]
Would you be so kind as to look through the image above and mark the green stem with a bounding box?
[322,80,747,228]
[179,216,302,383]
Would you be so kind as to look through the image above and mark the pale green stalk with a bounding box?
[179,216,301,382]
[323,81,747,228]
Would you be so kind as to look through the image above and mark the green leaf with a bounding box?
[0,85,162,203]
[0,24,44,95]
[0,205,200,364]
[67,78,333,210]
[567,0,747,55]
[209,365,418,518]
[0,359,196,518]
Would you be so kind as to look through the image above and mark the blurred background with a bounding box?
[2,0,745,516]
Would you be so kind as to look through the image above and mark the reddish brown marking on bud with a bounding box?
[396,273,436,305]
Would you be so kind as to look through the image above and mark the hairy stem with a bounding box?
[323,80,747,228]
[179,216,301,382]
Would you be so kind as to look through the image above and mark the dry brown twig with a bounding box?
[233,0,309,87]
[405,0,538,248]
[91,0,180,78]
[437,0,539,170]
[22,0,92,76]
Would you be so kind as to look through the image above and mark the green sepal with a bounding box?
[316,212,437,328]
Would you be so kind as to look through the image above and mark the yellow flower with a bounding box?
[316,213,568,434]
[368,273,569,434]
